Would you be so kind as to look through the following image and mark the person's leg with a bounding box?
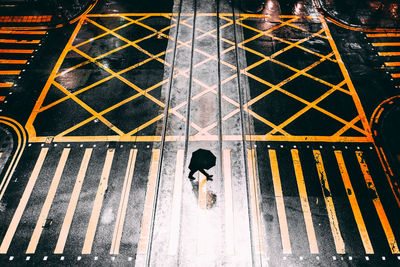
[199,169,213,181]
[188,169,196,180]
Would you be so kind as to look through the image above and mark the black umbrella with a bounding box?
[189,149,216,171]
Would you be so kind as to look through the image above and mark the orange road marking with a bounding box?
[384,62,400,67]
[0,96,5,101]
[82,149,115,254]
[247,149,265,254]
[372,42,400,47]
[356,151,399,254]
[54,148,92,254]
[0,148,48,254]
[367,33,400,37]
[0,30,47,35]
[137,149,160,255]
[198,173,207,210]
[0,70,20,75]
[0,39,40,44]
[26,148,70,254]
[379,52,400,56]
[0,49,34,53]
[313,150,345,254]
[335,151,374,254]
[168,150,184,255]
[291,149,319,254]
[110,149,138,255]
[269,149,291,254]
[391,73,400,78]
[223,149,235,255]
[0,59,27,64]
[0,82,13,87]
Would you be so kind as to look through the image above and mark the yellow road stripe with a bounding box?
[0,59,27,64]
[391,73,400,78]
[372,42,400,46]
[110,149,137,255]
[379,52,400,56]
[0,30,47,34]
[0,148,48,254]
[291,149,319,254]
[26,148,70,254]
[367,33,400,37]
[269,150,291,254]
[0,70,20,75]
[82,149,115,254]
[335,151,373,254]
[247,149,265,254]
[223,149,235,255]
[54,148,92,254]
[313,150,345,254]
[356,151,399,254]
[0,82,13,87]
[0,39,40,44]
[0,49,34,53]
[168,150,184,255]
[385,62,400,67]
[137,149,160,255]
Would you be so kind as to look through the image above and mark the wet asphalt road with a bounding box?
[0,0,399,266]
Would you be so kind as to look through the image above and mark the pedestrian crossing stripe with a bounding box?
[0,147,398,257]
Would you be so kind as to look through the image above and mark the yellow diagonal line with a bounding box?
[52,81,125,136]
[245,108,289,136]
[125,114,164,136]
[332,116,361,137]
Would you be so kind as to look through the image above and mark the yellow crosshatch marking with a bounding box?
[25,13,372,143]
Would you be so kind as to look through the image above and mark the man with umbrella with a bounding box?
[188,149,216,181]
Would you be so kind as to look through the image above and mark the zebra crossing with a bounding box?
[0,143,398,264]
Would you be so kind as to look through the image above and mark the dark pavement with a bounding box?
[0,0,399,266]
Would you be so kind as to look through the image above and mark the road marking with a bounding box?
[168,150,184,255]
[335,151,373,254]
[378,52,400,56]
[372,42,400,46]
[366,33,400,37]
[26,148,70,254]
[356,151,399,254]
[0,49,34,54]
[0,70,20,75]
[110,149,137,255]
[137,149,160,255]
[0,59,27,64]
[269,149,291,254]
[82,149,115,254]
[54,148,92,254]
[247,149,264,254]
[223,149,234,255]
[313,150,345,254]
[0,30,47,35]
[291,149,319,254]
[385,62,400,67]
[0,39,40,44]
[391,73,400,78]
[0,148,48,254]
[0,83,13,87]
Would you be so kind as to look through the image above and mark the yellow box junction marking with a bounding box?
[334,150,373,254]
[26,148,70,254]
[291,149,319,254]
[54,148,92,254]
[313,150,345,254]
[269,149,291,254]
[82,148,115,254]
[0,148,48,254]
[25,14,372,143]
[356,151,399,254]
